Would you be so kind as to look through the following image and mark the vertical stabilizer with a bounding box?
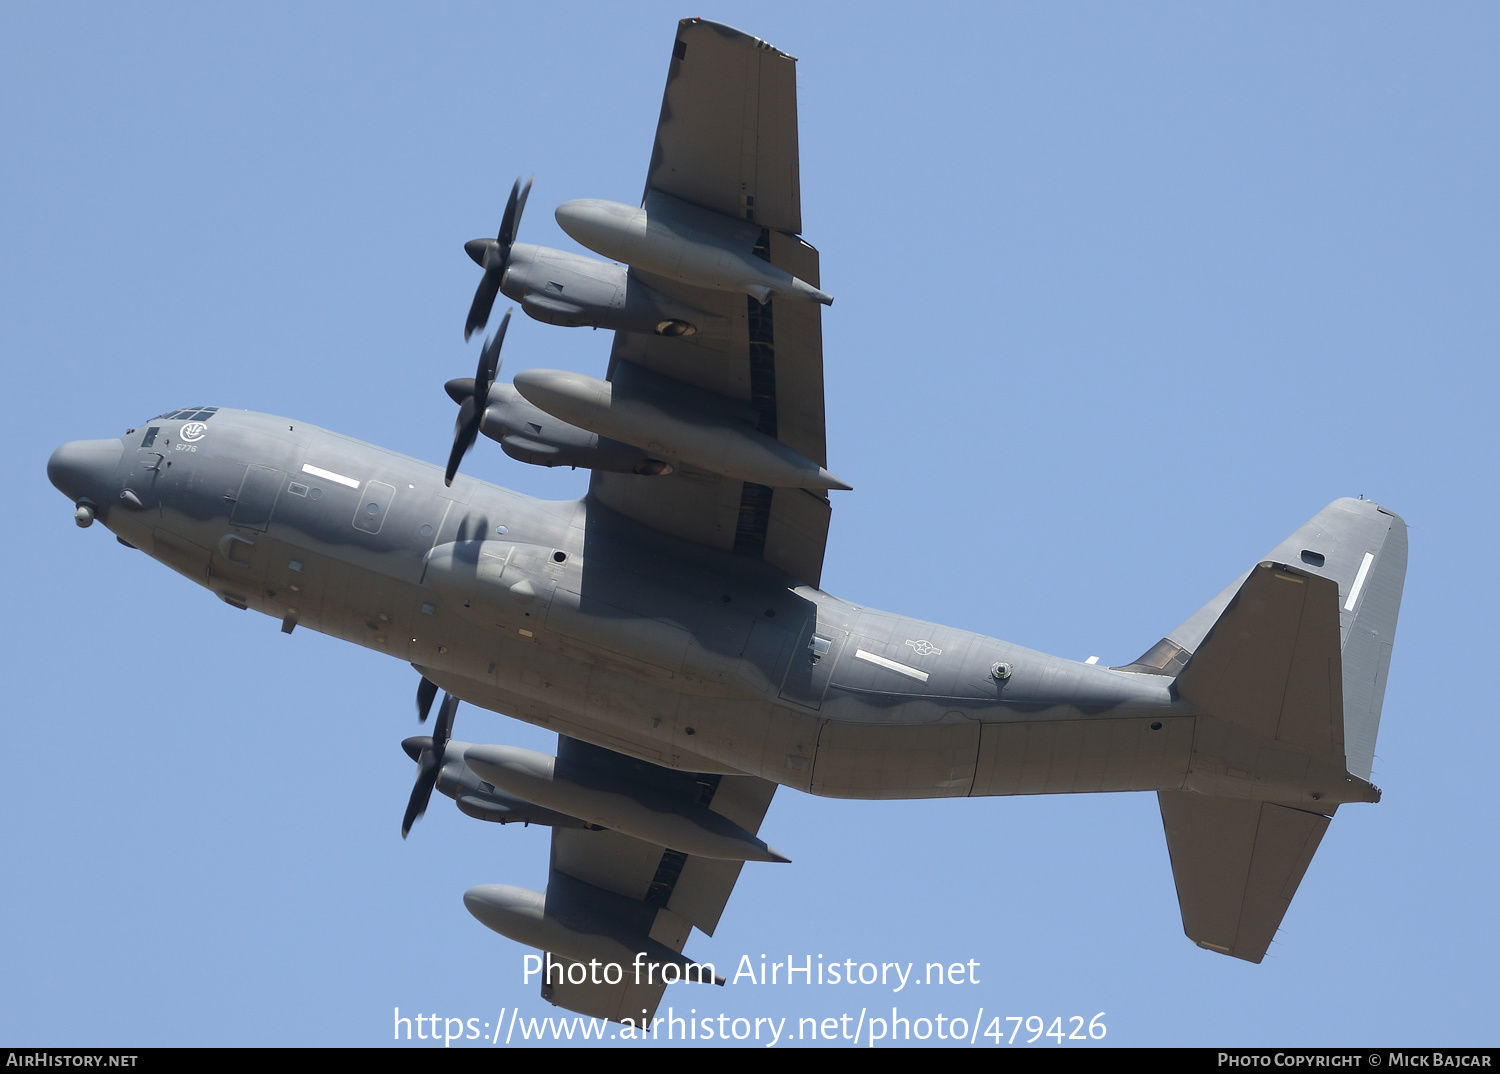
[1146,498,1407,961]
[1135,497,1407,779]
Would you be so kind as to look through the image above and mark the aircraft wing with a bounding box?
[588,18,833,589]
[538,735,777,1022]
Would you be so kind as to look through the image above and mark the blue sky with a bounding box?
[3,1,1497,1048]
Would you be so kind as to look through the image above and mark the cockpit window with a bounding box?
[140,427,160,448]
[152,406,220,421]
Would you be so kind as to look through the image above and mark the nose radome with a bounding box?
[47,439,124,503]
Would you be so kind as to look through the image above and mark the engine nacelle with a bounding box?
[480,383,677,475]
[415,736,591,828]
[496,242,713,337]
[554,190,833,306]
[444,380,674,475]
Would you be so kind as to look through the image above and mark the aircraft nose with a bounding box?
[47,438,124,503]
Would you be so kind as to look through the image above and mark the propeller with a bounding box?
[444,309,511,487]
[401,691,459,839]
[415,675,438,724]
[464,175,532,341]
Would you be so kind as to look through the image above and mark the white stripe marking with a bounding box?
[854,649,929,683]
[301,463,361,489]
[1344,551,1375,611]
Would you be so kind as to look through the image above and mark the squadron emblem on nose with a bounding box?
[180,422,208,442]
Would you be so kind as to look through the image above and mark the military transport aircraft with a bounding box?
[46,18,1406,1024]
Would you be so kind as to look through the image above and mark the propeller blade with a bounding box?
[444,310,512,487]
[464,176,532,341]
[464,267,503,342]
[400,694,459,839]
[435,693,456,750]
[401,752,438,839]
[444,398,479,487]
[433,692,458,751]
[415,676,438,724]
[498,175,533,248]
[474,309,511,400]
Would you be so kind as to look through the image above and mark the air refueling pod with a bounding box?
[555,190,833,306]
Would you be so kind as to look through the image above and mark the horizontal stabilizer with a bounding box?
[1158,790,1332,963]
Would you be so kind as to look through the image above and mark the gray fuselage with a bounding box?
[50,406,1189,800]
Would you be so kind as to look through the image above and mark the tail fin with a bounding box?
[1142,497,1408,962]
[1126,496,1408,778]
